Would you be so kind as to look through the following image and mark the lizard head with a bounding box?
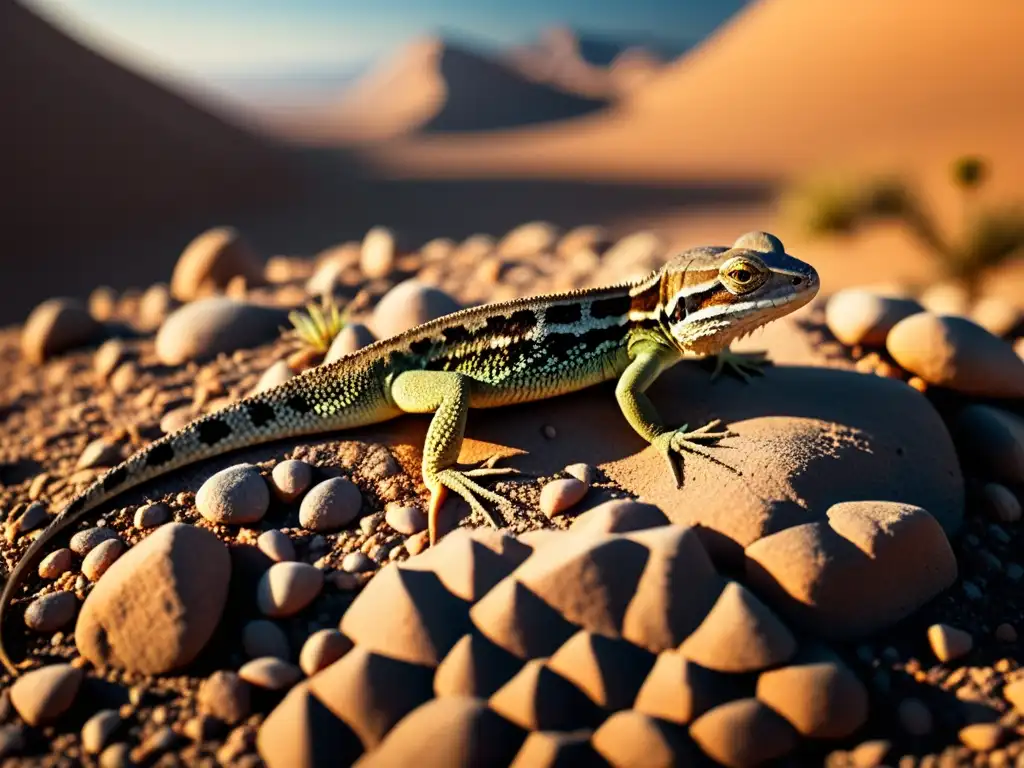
[658,231,819,355]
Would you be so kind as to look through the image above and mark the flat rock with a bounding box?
[170,227,265,301]
[745,501,957,638]
[9,664,83,726]
[195,464,270,525]
[689,698,797,767]
[76,523,231,673]
[825,289,924,347]
[953,405,1024,486]
[887,312,1024,397]
[369,280,461,340]
[22,298,104,363]
[155,298,287,365]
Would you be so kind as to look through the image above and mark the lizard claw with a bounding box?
[427,468,516,545]
[710,348,771,383]
[652,420,739,487]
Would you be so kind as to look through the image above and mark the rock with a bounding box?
[497,221,559,258]
[539,478,588,518]
[299,477,361,531]
[557,225,612,258]
[433,632,523,698]
[134,502,171,529]
[564,463,596,486]
[257,529,296,562]
[570,500,669,535]
[680,581,796,673]
[21,298,104,363]
[70,526,119,556]
[996,623,1018,643]
[972,297,1021,338]
[886,313,1024,397]
[196,464,270,525]
[9,664,84,726]
[137,283,175,331]
[251,360,293,395]
[269,460,313,503]
[897,697,932,736]
[341,551,375,573]
[546,630,655,710]
[24,591,77,632]
[89,286,118,321]
[256,683,365,767]
[257,562,323,618]
[170,227,264,302]
[489,658,603,731]
[1017,337,1024,360]
[93,339,127,381]
[324,323,376,364]
[470,578,577,660]
[242,619,291,660]
[633,650,738,725]
[591,711,696,767]
[82,538,125,581]
[919,282,970,316]
[361,226,397,279]
[38,548,73,579]
[76,523,231,673]
[953,405,1024,486]
[99,742,132,767]
[959,723,1006,752]
[1003,679,1024,711]
[299,629,353,676]
[108,361,137,395]
[239,657,303,691]
[689,698,797,767]
[755,655,869,738]
[369,280,461,340]
[421,237,457,262]
[198,671,251,725]
[511,730,603,768]
[384,504,426,535]
[599,231,663,282]
[927,623,973,662]
[155,298,286,366]
[825,289,924,347]
[9,502,49,538]
[980,483,1022,523]
[81,710,122,754]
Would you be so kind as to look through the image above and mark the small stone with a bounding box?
[242,620,291,660]
[94,339,127,381]
[38,548,73,579]
[76,439,122,470]
[756,656,869,738]
[299,629,353,676]
[497,221,558,258]
[12,502,49,537]
[198,671,251,726]
[256,529,295,562]
[196,464,270,525]
[558,225,612,257]
[22,298,104,363]
[980,483,1022,523]
[250,361,293,395]
[369,280,461,339]
[849,740,891,768]
[24,591,77,632]
[257,562,324,618]
[564,463,596,486]
[539,478,588,518]
[1004,679,1024,711]
[70,526,119,556]
[108,362,137,395]
[137,283,175,331]
[690,698,797,767]
[299,477,361,531]
[99,743,131,768]
[405,531,430,556]
[9,664,84,726]
[134,502,171,529]
[826,289,924,347]
[342,551,375,573]
[996,624,1017,643]
[972,297,1021,338]
[959,723,1005,752]
[897,697,932,736]
[81,710,122,754]
[82,538,126,581]
[324,323,376,364]
[955,406,1024,487]
[155,298,286,366]
[170,227,264,302]
[160,405,196,434]
[384,504,426,535]
[135,726,181,763]
[928,623,973,662]
[361,226,397,279]
[269,460,313,503]
[238,657,303,691]
[0,726,23,761]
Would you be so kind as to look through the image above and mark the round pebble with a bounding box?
[81,710,122,755]
[238,657,303,691]
[299,629,353,676]
[170,227,264,302]
[341,551,375,573]
[360,226,397,279]
[971,297,1021,338]
[927,623,973,662]
[959,723,1006,751]
[21,298,104,364]
[257,562,324,618]
[13,502,49,537]
[242,620,291,660]
[9,664,84,726]
[897,697,932,736]
[24,591,77,632]
[539,477,588,518]
[155,298,286,366]
[76,439,122,470]
[995,623,1018,643]
[270,460,313,503]
[196,464,270,525]
[369,280,461,339]
[825,289,924,347]
[82,538,126,582]
[981,483,1022,524]
[564,463,595,486]
[384,504,426,535]
[70,527,121,557]
[38,548,73,580]
[251,361,293,395]
[954,405,1024,486]
[299,477,361,532]
[134,502,171,529]
[324,323,376,364]
[197,671,250,725]
[256,529,296,562]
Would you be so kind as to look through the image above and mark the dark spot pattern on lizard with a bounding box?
[145,442,175,467]
[545,302,583,325]
[286,395,312,414]
[196,418,232,446]
[102,466,129,491]
[590,294,632,319]
[246,402,276,428]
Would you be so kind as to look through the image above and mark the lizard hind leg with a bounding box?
[391,370,514,545]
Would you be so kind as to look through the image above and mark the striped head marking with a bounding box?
[658,231,819,354]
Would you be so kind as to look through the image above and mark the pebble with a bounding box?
[405,531,430,556]
[70,526,119,556]
[971,297,1021,338]
[564,462,596,486]
[539,477,588,518]
[169,226,264,302]
[369,280,461,339]
[242,620,291,660]
[887,313,1024,397]
[496,221,558,258]
[384,504,426,535]
[0,726,23,761]
[1003,679,1024,711]
[341,551,375,573]
[197,671,251,726]
[981,483,1022,523]
[21,298,104,363]
[954,406,1024,486]
[108,362,137,395]
[76,439,122,470]
[24,591,78,632]
[756,658,868,738]
[99,742,132,768]
[238,657,303,691]
[825,289,924,347]
[134,726,180,763]
[82,538,126,581]
[9,664,84,726]
[133,502,171,529]
[12,502,49,537]
[137,283,175,331]
[251,361,293,395]
[155,298,286,366]
[196,464,270,525]
[299,629,353,676]
[269,460,313,503]
[159,404,196,434]
[324,323,376,364]
[38,548,73,579]
[360,226,398,279]
[299,477,361,531]
[557,225,611,257]
[257,562,324,618]
[81,710,122,754]
[897,697,933,736]
[959,723,1006,751]
[93,339,127,381]
[257,529,296,562]
[927,623,973,661]
[995,623,1017,643]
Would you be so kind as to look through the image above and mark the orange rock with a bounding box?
[256,683,364,768]
[927,623,973,662]
[401,528,531,602]
[546,630,655,710]
[170,227,264,302]
[434,632,523,698]
[9,664,83,726]
[570,499,668,535]
[510,730,604,768]
[469,578,577,660]
[756,656,868,738]
[633,651,740,725]
[591,711,696,767]
[489,659,603,731]
[689,698,797,767]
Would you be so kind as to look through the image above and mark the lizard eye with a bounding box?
[731,268,752,283]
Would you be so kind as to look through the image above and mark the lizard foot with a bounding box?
[652,419,739,487]
[710,348,771,383]
[427,468,515,545]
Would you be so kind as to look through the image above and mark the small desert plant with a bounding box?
[286,297,346,354]
[783,155,1024,298]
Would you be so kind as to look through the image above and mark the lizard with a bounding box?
[0,230,818,674]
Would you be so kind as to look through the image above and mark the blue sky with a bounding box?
[25,0,748,82]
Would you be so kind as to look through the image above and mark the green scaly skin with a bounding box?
[0,231,819,673]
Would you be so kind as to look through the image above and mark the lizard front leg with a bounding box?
[708,346,770,383]
[615,341,736,486]
[390,370,514,544]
